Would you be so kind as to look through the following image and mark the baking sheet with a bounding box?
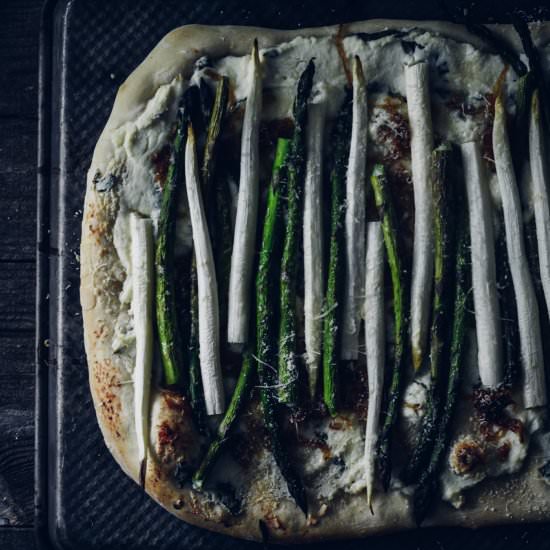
[36,0,550,548]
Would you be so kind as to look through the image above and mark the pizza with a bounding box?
[80,19,550,543]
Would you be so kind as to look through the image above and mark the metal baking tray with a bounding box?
[35,0,550,548]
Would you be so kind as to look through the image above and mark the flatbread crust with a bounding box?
[81,20,550,543]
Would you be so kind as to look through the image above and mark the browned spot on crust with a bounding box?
[451,438,486,475]
[187,491,214,519]
[92,322,109,342]
[86,202,97,222]
[156,391,198,465]
[157,421,184,463]
[93,358,122,437]
[153,463,162,482]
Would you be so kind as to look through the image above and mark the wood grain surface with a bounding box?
[0,0,43,548]
[2,2,550,550]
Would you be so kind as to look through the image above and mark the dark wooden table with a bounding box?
[0,0,44,548]
[4,2,550,550]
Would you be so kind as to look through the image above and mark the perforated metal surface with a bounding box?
[43,0,550,548]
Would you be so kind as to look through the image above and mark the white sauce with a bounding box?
[215,29,517,143]
[440,405,531,509]
[105,29,550,506]
[401,373,430,442]
[296,415,366,500]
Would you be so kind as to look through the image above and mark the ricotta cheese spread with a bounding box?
[102,27,550,507]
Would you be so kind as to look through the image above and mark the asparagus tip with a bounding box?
[367,491,374,515]
[326,401,338,417]
[353,55,365,82]
[187,121,196,143]
[494,91,505,115]
[372,163,385,179]
[252,38,259,61]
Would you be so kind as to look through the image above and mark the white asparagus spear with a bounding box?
[227,39,262,345]
[530,90,550,318]
[303,95,326,398]
[494,96,546,408]
[363,222,385,513]
[185,125,225,415]
[341,56,368,361]
[461,141,503,387]
[405,61,435,371]
[130,213,154,488]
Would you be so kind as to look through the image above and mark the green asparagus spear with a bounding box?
[429,145,455,381]
[257,139,290,375]
[413,190,470,525]
[322,91,353,416]
[259,365,308,515]
[199,78,214,130]
[188,255,208,433]
[156,87,198,386]
[278,60,315,406]
[495,220,520,387]
[202,77,229,202]
[256,138,307,513]
[192,351,254,489]
[370,164,407,491]
[192,140,290,488]
[204,77,232,341]
[214,172,234,339]
[402,145,456,485]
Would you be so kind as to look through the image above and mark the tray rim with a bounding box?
[33,1,550,548]
[35,0,72,548]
